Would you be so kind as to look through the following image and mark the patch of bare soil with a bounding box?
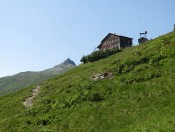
[23,86,40,107]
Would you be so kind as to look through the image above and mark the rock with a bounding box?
[90,72,113,81]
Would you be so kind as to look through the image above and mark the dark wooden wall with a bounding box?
[99,34,120,50]
[119,37,132,48]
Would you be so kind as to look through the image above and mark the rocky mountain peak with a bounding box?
[62,58,76,66]
[53,58,76,68]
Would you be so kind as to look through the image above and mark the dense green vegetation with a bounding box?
[0,32,175,131]
[80,47,121,63]
[0,58,76,96]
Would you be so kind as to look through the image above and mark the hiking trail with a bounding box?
[23,86,40,107]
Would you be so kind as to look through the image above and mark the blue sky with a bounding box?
[0,0,175,77]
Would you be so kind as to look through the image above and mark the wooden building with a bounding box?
[97,33,133,50]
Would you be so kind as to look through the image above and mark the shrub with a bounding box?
[89,93,103,102]
[121,72,162,84]
[149,55,167,66]
[134,64,150,73]
[26,120,32,125]
[36,116,51,126]
[81,48,121,63]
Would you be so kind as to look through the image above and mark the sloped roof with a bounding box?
[97,33,132,48]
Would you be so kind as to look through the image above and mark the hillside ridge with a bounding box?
[0,58,76,96]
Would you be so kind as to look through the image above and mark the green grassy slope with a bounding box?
[0,32,175,131]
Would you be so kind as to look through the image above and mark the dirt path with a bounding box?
[23,86,40,107]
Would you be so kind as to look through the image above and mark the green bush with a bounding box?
[81,48,121,63]
[36,116,52,126]
[89,92,103,102]
[121,72,162,84]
